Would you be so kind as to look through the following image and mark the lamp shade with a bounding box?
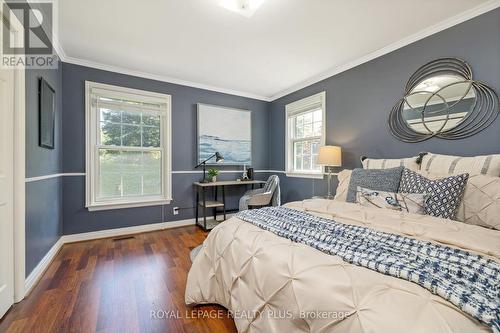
[316,146,342,166]
[215,152,224,163]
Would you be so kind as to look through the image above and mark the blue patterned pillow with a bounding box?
[399,168,469,220]
[346,167,404,203]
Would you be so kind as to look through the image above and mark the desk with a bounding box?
[194,180,266,231]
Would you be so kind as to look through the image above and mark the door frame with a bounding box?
[1,0,27,303]
[13,26,26,303]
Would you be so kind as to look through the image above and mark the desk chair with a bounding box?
[239,175,280,211]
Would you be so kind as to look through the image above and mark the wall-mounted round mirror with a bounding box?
[389,58,498,142]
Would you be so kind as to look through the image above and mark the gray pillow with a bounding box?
[346,167,404,203]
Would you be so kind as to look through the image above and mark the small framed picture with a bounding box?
[39,77,55,149]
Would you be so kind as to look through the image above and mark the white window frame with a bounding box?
[85,81,172,211]
[285,91,326,179]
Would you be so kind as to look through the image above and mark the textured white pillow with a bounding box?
[421,153,500,177]
[421,171,500,230]
[362,156,420,171]
[334,169,351,202]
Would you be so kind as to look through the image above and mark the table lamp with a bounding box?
[195,152,224,183]
[316,145,342,199]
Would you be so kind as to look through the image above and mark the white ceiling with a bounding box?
[58,0,498,101]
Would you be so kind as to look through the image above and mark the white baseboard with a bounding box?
[24,237,64,296]
[61,218,196,243]
[23,216,203,297]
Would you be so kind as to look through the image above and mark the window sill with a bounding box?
[86,198,172,211]
[285,172,324,179]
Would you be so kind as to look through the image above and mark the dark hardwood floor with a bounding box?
[0,226,237,333]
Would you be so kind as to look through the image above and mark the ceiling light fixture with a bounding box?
[219,0,265,18]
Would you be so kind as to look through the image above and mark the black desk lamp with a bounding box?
[195,152,224,182]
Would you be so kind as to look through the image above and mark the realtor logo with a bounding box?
[2,1,57,69]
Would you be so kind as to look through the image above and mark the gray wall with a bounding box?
[62,63,270,235]
[25,60,63,276]
[269,8,500,203]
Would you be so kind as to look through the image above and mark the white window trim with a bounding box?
[285,91,326,179]
[85,81,172,211]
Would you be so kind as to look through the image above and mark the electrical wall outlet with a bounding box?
[173,207,179,215]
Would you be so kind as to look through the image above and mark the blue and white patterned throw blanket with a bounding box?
[236,207,500,332]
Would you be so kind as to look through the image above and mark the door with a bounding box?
[0,16,15,318]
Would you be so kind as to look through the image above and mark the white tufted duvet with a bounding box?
[185,199,500,333]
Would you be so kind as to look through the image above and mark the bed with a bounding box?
[185,154,500,333]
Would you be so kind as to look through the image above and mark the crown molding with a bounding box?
[60,54,272,101]
[52,36,67,62]
[268,0,500,101]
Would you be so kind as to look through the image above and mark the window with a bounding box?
[85,82,172,211]
[285,91,326,178]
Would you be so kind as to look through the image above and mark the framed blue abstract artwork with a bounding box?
[197,104,252,165]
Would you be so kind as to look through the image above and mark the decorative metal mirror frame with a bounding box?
[389,57,499,142]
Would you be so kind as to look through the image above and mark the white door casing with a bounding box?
[0,0,26,304]
[0,19,16,317]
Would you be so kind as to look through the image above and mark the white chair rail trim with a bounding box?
[25,173,86,182]
[24,170,345,183]
[25,170,289,182]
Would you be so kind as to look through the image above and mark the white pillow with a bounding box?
[421,153,500,177]
[421,171,500,230]
[334,169,351,202]
[361,156,420,171]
